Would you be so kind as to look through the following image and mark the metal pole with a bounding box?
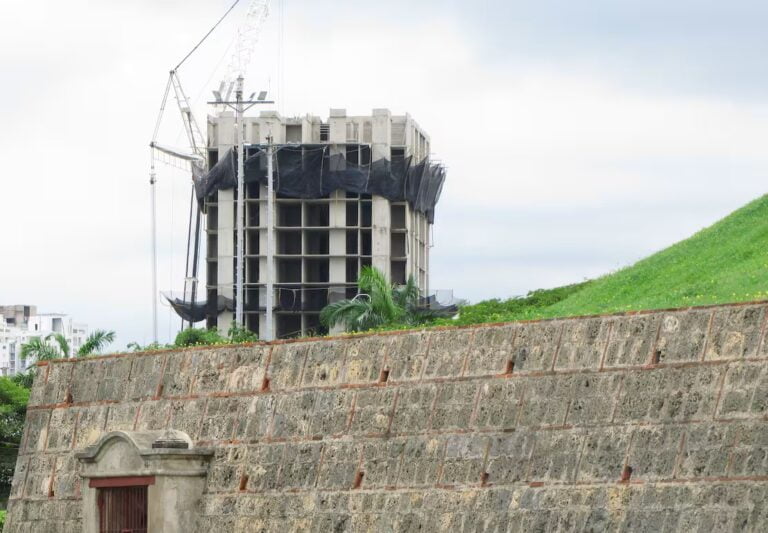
[235,76,245,327]
[150,157,158,344]
[265,138,274,341]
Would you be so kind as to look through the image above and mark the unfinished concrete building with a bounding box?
[201,108,445,338]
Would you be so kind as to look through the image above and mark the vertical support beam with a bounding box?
[371,109,392,279]
[265,140,275,342]
[216,112,236,332]
[235,76,245,328]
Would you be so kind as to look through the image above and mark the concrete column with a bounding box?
[216,111,236,331]
[328,109,347,301]
[371,109,392,279]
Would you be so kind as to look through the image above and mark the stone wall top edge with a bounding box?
[35,299,768,367]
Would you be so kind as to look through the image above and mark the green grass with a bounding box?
[438,194,768,326]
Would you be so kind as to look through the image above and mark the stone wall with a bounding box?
[6,302,768,532]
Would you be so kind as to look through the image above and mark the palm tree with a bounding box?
[20,330,116,364]
[320,266,421,332]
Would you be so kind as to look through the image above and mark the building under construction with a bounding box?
[199,108,445,338]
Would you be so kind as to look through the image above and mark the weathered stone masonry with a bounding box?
[6,302,768,532]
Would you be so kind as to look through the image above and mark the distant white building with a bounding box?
[0,305,88,375]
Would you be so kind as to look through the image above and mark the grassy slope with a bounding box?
[442,194,768,326]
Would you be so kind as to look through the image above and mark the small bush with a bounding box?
[173,328,226,347]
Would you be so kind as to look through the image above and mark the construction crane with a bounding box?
[148,0,272,343]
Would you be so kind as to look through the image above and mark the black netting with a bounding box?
[165,295,233,323]
[198,144,445,223]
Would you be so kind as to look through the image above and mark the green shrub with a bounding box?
[173,328,226,347]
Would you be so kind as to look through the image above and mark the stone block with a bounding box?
[576,427,631,482]
[226,346,270,393]
[45,408,78,451]
[716,362,768,418]
[69,359,103,403]
[267,342,311,390]
[189,348,245,395]
[360,439,406,488]
[27,365,51,407]
[554,317,611,370]
[244,443,284,491]
[160,350,193,397]
[677,423,736,478]
[625,426,684,481]
[342,335,390,384]
[96,356,132,401]
[9,454,30,499]
[440,434,488,485]
[348,388,396,436]
[464,325,517,377]
[22,409,50,453]
[309,389,354,437]
[315,441,360,489]
[22,453,55,498]
[429,381,479,431]
[124,353,164,400]
[103,402,139,433]
[133,399,170,431]
[271,391,316,438]
[199,397,244,441]
[566,373,623,425]
[484,432,536,484]
[390,383,435,434]
[50,452,79,499]
[72,405,108,448]
[422,329,474,379]
[166,398,206,440]
[706,304,766,360]
[655,309,713,363]
[386,331,430,382]
[510,320,562,373]
[234,395,277,441]
[396,437,443,487]
[473,379,524,430]
[518,375,573,427]
[38,362,72,406]
[528,429,585,483]
[602,314,661,368]
[278,442,323,489]
[300,339,347,387]
[725,420,768,477]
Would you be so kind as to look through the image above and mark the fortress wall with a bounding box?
[6,302,768,532]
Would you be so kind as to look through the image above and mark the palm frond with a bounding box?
[45,333,70,358]
[393,275,419,309]
[20,337,61,364]
[77,330,116,357]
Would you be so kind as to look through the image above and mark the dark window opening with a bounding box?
[391,260,406,285]
[247,205,259,227]
[206,206,218,230]
[304,286,328,311]
[345,144,359,165]
[277,314,302,339]
[391,147,405,160]
[360,145,371,166]
[247,231,259,255]
[319,124,329,142]
[305,230,329,255]
[304,314,327,336]
[278,231,301,255]
[246,182,260,199]
[305,259,329,282]
[346,230,358,255]
[361,230,372,256]
[346,258,358,283]
[305,204,329,227]
[360,202,372,228]
[278,204,302,227]
[247,258,259,283]
[391,233,406,258]
[278,259,302,283]
[346,202,358,226]
[391,204,406,230]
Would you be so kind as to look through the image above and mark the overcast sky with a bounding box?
[2,0,768,348]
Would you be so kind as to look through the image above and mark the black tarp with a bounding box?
[165,294,233,324]
[196,145,445,223]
